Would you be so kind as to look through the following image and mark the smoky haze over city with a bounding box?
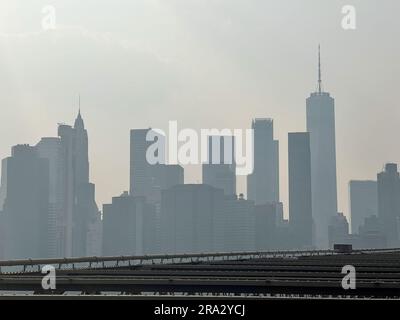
[1,0,400,302]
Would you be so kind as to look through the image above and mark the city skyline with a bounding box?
[0,52,398,223]
[1,0,400,223]
[0,84,397,254]
[2,0,400,304]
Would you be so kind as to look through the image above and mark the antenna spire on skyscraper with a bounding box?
[318,44,322,94]
[74,94,84,129]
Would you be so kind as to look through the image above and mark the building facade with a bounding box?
[349,180,378,235]
[288,132,313,249]
[102,192,156,256]
[160,184,224,254]
[247,119,279,205]
[2,145,50,259]
[306,48,338,248]
[203,136,236,196]
[377,163,400,247]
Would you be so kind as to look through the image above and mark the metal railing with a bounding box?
[1,247,399,274]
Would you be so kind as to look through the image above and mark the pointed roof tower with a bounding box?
[74,94,85,129]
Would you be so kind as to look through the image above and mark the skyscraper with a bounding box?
[57,110,101,257]
[74,182,101,257]
[130,129,151,197]
[202,135,236,196]
[288,132,313,249]
[130,129,184,253]
[0,210,4,260]
[73,111,90,190]
[254,203,279,250]
[130,128,183,203]
[357,215,386,249]
[216,195,255,252]
[328,212,350,248]
[130,129,166,199]
[102,192,156,256]
[160,184,224,254]
[57,123,76,256]
[349,180,378,234]
[247,118,279,205]
[0,158,7,211]
[306,46,338,248]
[377,163,400,247]
[36,137,66,258]
[2,145,50,259]
[154,164,184,192]
[0,109,100,259]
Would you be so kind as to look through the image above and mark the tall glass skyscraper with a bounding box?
[288,132,312,249]
[306,46,338,248]
[57,110,101,257]
[247,118,279,205]
[377,163,400,247]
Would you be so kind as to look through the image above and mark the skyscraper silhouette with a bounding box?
[247,119,279,205]
[0,108,101,259]
[73,110,90,189]
[306,46,338,248]
[130,128,183,203]
[202,135,236,196]
[36,137,66,258]
[377,163,400,247]
[102,192,156,256]
[288,132,313,248]
[0,158,7,211]
[160,184,224,254]
[57,110,101,257]
[254,203,280,250]
[349,180,378,235]
[328,212,349,248]
[0,211,4,260]
[2,145,50,259]
[130,129,166,200]
[129,128,184,253]
[217,195,255,252]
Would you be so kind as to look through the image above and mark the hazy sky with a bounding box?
[0,0,399,219]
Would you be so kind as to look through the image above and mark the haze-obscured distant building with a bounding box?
[357,215,386,249]
[349,180,377,234]
[130,129,164,199]
[57,111,102,257]
[160,184,224,254]
[0,159,7,211]
[254,202,280,251]
[203,136,236,196]
[328,212,349,248]
[102,192,156,256]
[2,145,49,259]
[247,118,279,205]
[130,128,184,200]
[307,47,338,248]
[377,163,400,247]
[288,132,313,249]
[215,195,255,252]
[35,137,65,258]
[0,211,4,260]
[0,158,7,259]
